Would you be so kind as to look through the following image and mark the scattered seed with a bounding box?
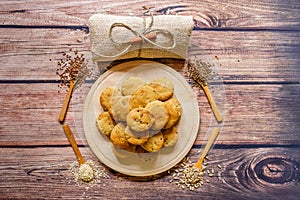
[169,156,223,191]
[55,49,91,91]
[187,58,212,86]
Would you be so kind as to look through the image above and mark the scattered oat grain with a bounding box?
[169,156,223,191]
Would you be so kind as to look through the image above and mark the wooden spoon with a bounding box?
[194,127,220,171]
[200,83,223,123]
[62,123,85,165]
[63,124,94,182]
[187,60,223,123]
[58,81,75,123]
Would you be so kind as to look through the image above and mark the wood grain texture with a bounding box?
[0,146,299,199]
[0,83,299,146]
[0,28,299,82]
[0,0,299,199]
[0,0,299,30]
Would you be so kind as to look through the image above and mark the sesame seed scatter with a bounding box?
[68,160,110,190]
[78,163,94,182]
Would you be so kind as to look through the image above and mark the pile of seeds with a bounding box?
[55,48,91,91]
[187,58,213,86]
[67,160,110,189]
[78,162,95,183]
[169,156,222,191]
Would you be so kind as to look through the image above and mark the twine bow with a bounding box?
[92,15,176,58]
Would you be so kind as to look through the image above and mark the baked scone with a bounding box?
[110,123,131,149]
[97,76,182,153]
[125,126,148,145]
[96,112,115,136]
[145,100,169,131]
[162,126,178,147]
[163,98,183,129]
[151,77,174,92]
[148,82,173,101]
[100,86,119,111]
[127,108,155,132]
[121,77,146,96]
[141,131,164,152]
[110,95,130,122]
[148,77,174,100]
[129,85,157,110]
[148,129,161,137]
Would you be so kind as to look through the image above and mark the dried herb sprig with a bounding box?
[187,58,222,123]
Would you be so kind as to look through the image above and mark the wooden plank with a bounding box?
[0,1,299,199]
[0,83,300,146]
[190,31,300,83]
[0,28,91,81]
[0,0,299,29]
[0,146,299,199]
[0,28,299,82]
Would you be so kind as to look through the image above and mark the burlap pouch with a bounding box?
[88,14,194,62]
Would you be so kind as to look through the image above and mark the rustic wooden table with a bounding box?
[1,1,299,199]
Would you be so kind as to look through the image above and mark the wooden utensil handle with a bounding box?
[62,124,85,165]
[194,127,220,170]
[130,32,157,44]
[202,85,223,123]
[58,81,75,123]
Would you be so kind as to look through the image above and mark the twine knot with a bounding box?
[93,15,176,59]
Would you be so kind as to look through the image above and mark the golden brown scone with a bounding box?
[163,98,183,129]
[121,77,146,96]
[145,100,169,131]
[110,123,131,149]
[129,85,157,110]
[141,131,164,152]
[148,82,173,101]
[162,126,178,147]
[148,129,161,137]
[96,112,115,136]
[151,77,174,92]
[125,126,148,145]
[127,108,155,132]
[110,95,130,122]
[100,86,118,111]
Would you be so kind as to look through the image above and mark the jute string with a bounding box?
[92,14,176,58]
